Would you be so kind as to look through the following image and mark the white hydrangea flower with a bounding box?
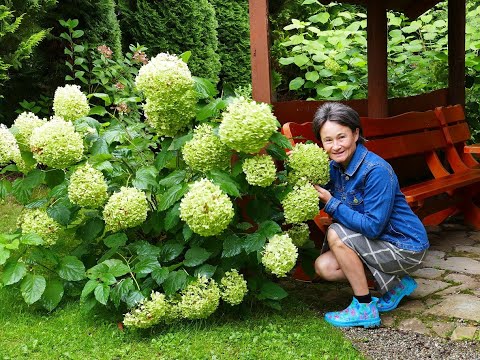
[219,97,278,154]
[282,183,319,224]
[68,164,108,208]
[136,53,197,137]
[220,270,248,306]
[123,292,179,328]
[242,155,276,187]
[179,277,220,320]
[287,143,330,186]
[18,208,62,247]
[11,112,47,151]
[0,124,21,166]
[179,179,234,237]
[286,223,310,247]
[103,187,149,232]
[30,117,84,169]
[53,84,90,121]
[262,233,298,277]
[182,124,231,173]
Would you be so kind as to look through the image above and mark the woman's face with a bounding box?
[319,120,359,168]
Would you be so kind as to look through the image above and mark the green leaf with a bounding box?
[194,264,217,278]
[154,149,176,171]
[103,233,127,248]
[308,12,330,24]
[90,93,111,106]
[20,274,46,304]
[183,246,211,267]
[81,279,99,301]
[125,290,144,308]
[163,270,187,295]
[76,217,104,242]
[0,247,10,265]
[289,77,305,91]
[243,233,266,254]
[293,54,310,67]
[159,240,185,262]
[86,263,109,280]
[182,224,193,241]
[58,256,86,281]
[270,132,293,150]
[41,279,64,311]
[2,261,27,285]
[222,234,243,258]
[266,143,288,160]
[89,106,108,116]
[157,183,188,211]
[44,169,65,188]
[94,283,110,305]
[305,71,320,82]
[179,50,192,63]
[257,221,282,238]
[47,203,72,226]
[258,281,288,300]
[196,98,226,121]
[72,29,84,39]
[158,170,186,188]
[20,233,44,246]
[151,267,169,285]
[169,133,193,151]
[207,170,240,197]
[103,259,130,277]
[165,203,181,231]
[133,257,160,276]
[133,166,158,190]
[193,76,218,99]
[0,179,12,200]
[110,278,134,308]
[12,169,45,204]
[278,57,294,65]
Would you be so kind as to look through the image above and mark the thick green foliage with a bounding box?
[117,0,221,82]
[210,0,251,88]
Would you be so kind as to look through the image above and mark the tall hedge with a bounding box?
[117,0,221,82]
[210,0,251,89]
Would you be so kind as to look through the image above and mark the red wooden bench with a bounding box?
[281,106,480,233]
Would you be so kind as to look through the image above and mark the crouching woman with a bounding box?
[313,102,429,328]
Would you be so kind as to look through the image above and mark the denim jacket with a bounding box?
[323,143,429,252]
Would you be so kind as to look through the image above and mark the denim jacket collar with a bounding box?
[332,143,368,177]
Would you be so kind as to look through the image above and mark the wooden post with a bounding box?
[249,0,273,104]
[367,0,388,117]
[448,0,466,106]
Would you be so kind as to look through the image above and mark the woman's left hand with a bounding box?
[314,184,332,204]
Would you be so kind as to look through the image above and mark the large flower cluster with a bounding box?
[242,155,276,187]
[68,164,108,208]
[30,117,84,169]
[287,143,330,186]
[282,183,319,224]
[19,209,62,247]
[53,84,90,121]
[182,124,231,173]
[220,270,248,306]
[11,112,47,151]
[135,53,197,137]
[179,277,220,319]
[286,223,310,247]
[262,234,298,277]
[219,97,278,154]
[0,125,21,166]
[103,187,149,232]
[179,179,234,237]
[123,292,176,328]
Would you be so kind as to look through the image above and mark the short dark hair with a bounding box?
[312,102,365,144]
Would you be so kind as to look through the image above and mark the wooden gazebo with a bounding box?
[248,0,466,122]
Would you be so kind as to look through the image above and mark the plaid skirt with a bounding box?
[322,223,427,294]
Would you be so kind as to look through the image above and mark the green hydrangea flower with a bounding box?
[179,179,234,237]
[242,155,276,187]
[0,124,21,166]
[136,53,197,137]
[286,223,310,247]
[53,84,90,121]
[287,143,330,186]
[68,164,108,208]
[11,112,47,151]
[182,124,231,173]
[325,58,341,73]
[103,187,149,232]
[18,209,62,247]
[123,292,179,328]
[179,277,220,320]
[30,117,84,169]
[219,97,278,154]
[220,270,248,306]
[262,234,298,277]
[282,183,319,224]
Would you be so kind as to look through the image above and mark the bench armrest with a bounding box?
[464,144,480,154]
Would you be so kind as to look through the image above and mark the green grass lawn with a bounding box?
[0,196,363,360]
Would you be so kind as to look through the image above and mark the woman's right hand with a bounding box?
[314,184,332,204]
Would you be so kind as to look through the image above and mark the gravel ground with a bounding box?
[341,327,480,360]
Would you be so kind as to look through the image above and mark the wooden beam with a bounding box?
[249,0,273,104]
[448,0,466,106]
[367,1,388,117]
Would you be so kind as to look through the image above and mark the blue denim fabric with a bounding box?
[323,143,429,252]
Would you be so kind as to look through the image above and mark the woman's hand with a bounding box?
[314,184,332,204]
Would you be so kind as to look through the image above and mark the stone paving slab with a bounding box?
[424,294,480,322]
[397,318,430,335]
[410,278,450,298]
[422,256,480,275]
[411,267,445,279]
[431,322,456,338]
[455,245,480,255]
[451,326,478,340]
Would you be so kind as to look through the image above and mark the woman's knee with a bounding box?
[326,228,342,248]
[314,253,338,280]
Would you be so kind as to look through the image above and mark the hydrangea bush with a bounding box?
[0,51,328,326]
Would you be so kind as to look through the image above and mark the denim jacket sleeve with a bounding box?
[324,164,396,239]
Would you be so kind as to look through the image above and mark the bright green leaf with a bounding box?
[20,274,46,304]
[41,279,64,311]
[183,246,211,267]
[58,256,86,281]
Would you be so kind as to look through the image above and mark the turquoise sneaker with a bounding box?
[377,275,417,313]
[324,297,381,328]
